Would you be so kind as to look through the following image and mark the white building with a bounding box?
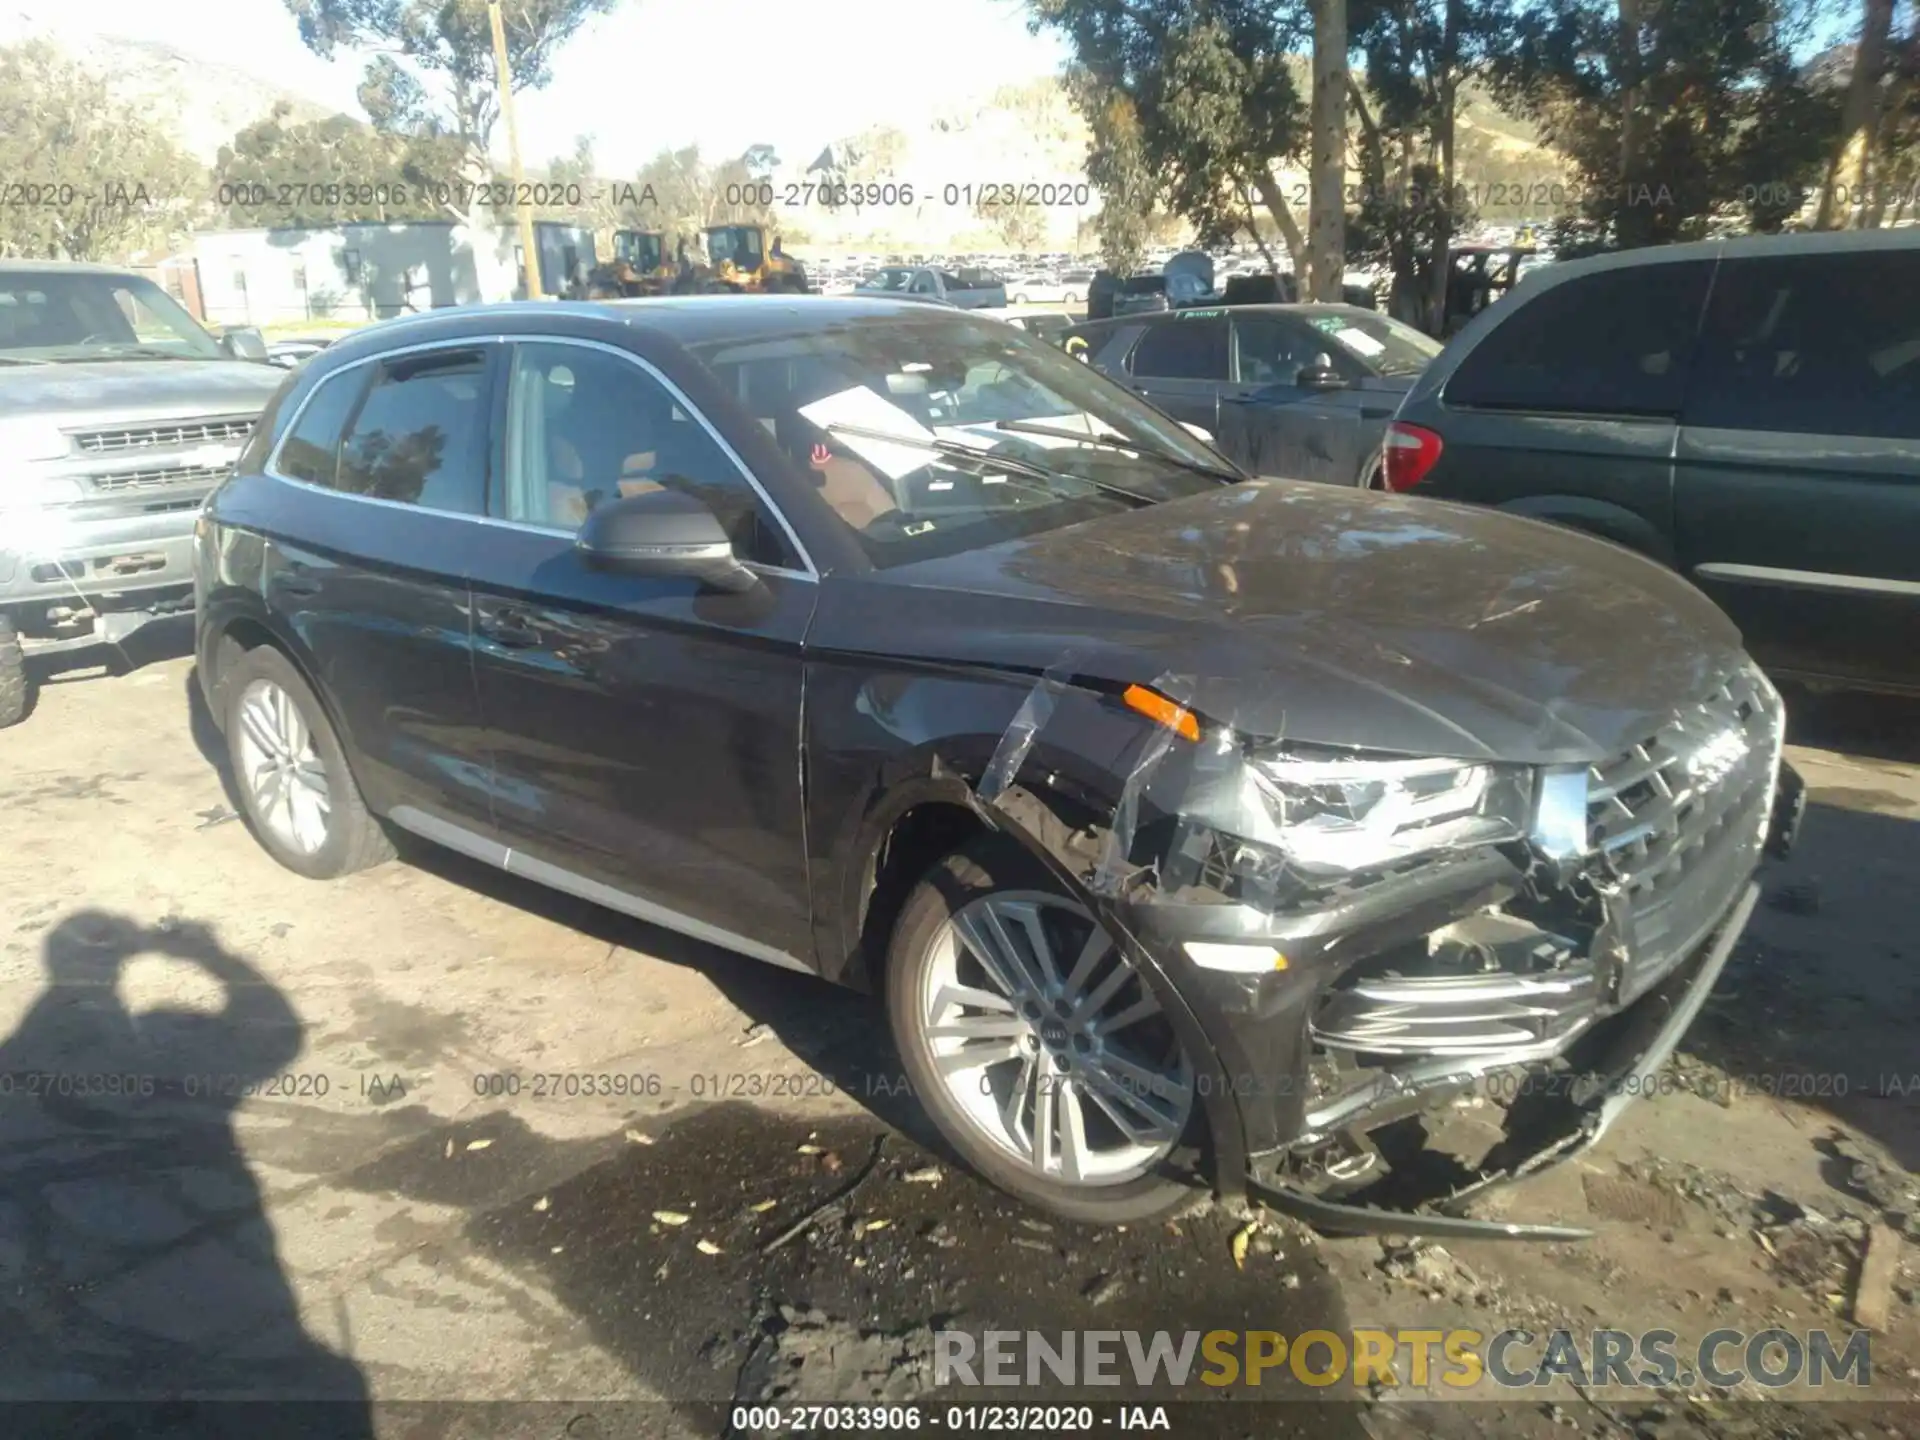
[189,220,596,327]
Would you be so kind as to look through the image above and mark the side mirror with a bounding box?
[574,486,759,594]
[219,326,270,362]
[1295,362,1347,390]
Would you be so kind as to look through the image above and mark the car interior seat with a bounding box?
[772,365,901,532]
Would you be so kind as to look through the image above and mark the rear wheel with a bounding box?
[0,615,27,728]
[886,836,1205,1223]
[223,645,393,880]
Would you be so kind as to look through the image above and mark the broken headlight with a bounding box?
[1243,748,1533,875]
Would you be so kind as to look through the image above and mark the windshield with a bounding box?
[0,271,223,362]
[862,268,915,291]
[1303,309,1443,378]
[707,228,760,268]
[685,311,1239,568]
[616,233,662,270]
[1123,275,1166,294]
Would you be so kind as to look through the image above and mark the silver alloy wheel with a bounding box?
[917,891,1195,1185]
[235,678,332,855]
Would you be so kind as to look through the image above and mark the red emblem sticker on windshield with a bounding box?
[810,443,832,467]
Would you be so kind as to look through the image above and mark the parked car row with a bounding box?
[854,265,1009,309]
[1006,269,1094,306]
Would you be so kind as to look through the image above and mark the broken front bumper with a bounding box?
[966,661,1795,1239]
[1245,879,1760,1240]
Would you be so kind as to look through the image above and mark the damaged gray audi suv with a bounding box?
[194,297,1803,1231]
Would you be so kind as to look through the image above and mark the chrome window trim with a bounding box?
[261,331,820,583]
[1693,562,1920,599]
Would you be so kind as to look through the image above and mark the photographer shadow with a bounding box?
[0,909,371,1437]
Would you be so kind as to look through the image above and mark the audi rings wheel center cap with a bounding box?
[1039,1018,1070,1049]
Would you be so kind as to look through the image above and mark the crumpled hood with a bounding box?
[875,480,1748,765]
[0,360,284,423]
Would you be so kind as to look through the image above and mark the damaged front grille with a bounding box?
[1310,663,1782,1061]
[1587,663,1783,986]
[72,417,256,454]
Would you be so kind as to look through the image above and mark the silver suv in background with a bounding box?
[0,262,282,726]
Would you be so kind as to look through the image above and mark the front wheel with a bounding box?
[885,836,1206,1223]
[0,614,28,728]
[223,645,394,880]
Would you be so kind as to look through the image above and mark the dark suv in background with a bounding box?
[1389,231,1920,696]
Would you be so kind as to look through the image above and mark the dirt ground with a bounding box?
[2,618,1916,1439]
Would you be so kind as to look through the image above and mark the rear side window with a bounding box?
[274,368,364,487]
[335,348,492,513]
[1131,320,1229,380]
[1444,261,1714,416]
[1685,250,1920,441]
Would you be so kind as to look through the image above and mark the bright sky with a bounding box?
[11,0,1072,173]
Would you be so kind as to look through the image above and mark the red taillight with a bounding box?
[1381,422,1444,491]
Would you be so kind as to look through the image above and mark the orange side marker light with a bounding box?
[1122,684,1200,742]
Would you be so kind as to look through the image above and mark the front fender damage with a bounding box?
[949,659,1769,1242]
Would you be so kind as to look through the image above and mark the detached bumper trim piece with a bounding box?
[1245,880,1759,1242]
[1242,1181,1597,1241]
[1583,878,1757,1149]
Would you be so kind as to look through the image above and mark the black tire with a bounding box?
[222,645,393,880]
[885,834,1208,1224]
[0,614,27,729]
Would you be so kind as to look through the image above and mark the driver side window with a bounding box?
[1231,317,1324,384]
[498,341,797,568]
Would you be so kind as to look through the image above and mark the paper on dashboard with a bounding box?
[798,386,936,480]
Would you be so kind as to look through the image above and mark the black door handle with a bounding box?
[276,575,322,598]
[478,607,541,649]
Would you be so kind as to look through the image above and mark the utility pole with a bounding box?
[489,0,543,300]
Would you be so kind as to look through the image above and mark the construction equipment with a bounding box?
[685,224,810,293]
[585,229,675,298]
